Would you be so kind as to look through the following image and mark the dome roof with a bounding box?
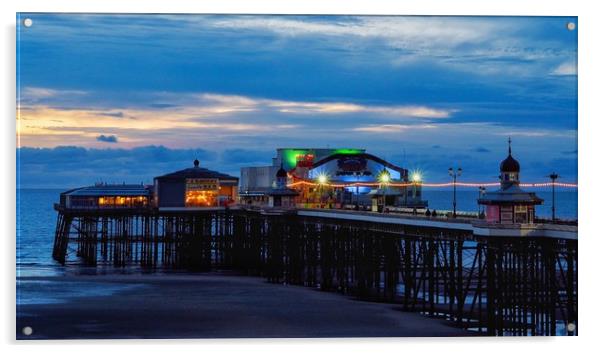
[500,154,520,172]
[276,166,287,178]
[500,137,520,173]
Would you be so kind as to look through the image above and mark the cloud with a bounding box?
[551,61,577,76]
[211,16,502,50]
[17,145,218,188]
[19,86,88,104]
[474,147,491,153]
[96,134,118,143]
[220,149,274,165]
[494,130,576,138]
[17,88,458,149]
[98,111,124,118]
[209,16,576,76]
[352,124,438,133]
[148,103,178,109]
[200,94,454,118]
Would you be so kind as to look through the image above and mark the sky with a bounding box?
[16,14,578,188]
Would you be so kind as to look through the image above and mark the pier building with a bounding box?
[59,184,150,209]
[477,139,543,224]
[239,148,426,209]
[154,159,238,208]
[239,163,298,208]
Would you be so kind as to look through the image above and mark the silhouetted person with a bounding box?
[432,210,438,217]
[425,209,431,217]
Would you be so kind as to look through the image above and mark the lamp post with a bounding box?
[448,167,462,218]
[411,172,422,208]
[355,172,360,210]
[404,174,409,207]
[478,186,486,216]
[379,169,391,213]
[549,172,559,222]
[317,174,328,208]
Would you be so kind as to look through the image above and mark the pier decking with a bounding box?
[297,208,577,239]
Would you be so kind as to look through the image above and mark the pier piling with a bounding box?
[52,207,577,336]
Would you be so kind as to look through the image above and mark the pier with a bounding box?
[52,205,577,336]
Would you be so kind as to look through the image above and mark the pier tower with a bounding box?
[267,164,299,208]
[478,138,543,224]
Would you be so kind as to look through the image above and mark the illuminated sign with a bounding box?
[296,154,315,168]
[186,178,219,191]
[337,156,367,172]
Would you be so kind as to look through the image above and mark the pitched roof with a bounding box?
[478,184,542,205]
[155,166,238,182]
[62,184,150,197]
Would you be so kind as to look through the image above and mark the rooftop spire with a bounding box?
[508,136,512,155]
[193,159,200,168]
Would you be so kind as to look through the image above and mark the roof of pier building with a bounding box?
[500,138,520,173]
[290,152,408,178]
[154,160,238,184]
[500,154,520,173]
[61,184,150,197]
[276,165,288,178]
[310,153,406,173]
[478,184,543,205]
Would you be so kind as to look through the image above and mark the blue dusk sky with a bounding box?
[16,14,577,188]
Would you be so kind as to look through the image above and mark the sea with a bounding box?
[16,188,578,279]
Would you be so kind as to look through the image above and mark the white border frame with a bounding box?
[3,1,600,352]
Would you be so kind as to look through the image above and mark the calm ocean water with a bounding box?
[16,188,577,279]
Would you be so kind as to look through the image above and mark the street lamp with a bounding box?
[478,186,486,217]
[411,172,422,183]
[378,169,391,213]
[448,167,462,218]
[318,174,328,185]
[411,172,422,209]
[355,172,361,210]
[316,173,328,208]
[549,172,559,222]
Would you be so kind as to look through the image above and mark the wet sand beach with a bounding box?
[16,273,471,339]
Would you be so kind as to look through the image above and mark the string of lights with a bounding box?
[288,180,578,188]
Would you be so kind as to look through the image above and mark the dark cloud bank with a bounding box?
[17,146,278,189]
[17,146,576,189]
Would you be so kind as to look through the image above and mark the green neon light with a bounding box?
[333,148,363,155]
[281,148,364,169]
[282,149,311,169]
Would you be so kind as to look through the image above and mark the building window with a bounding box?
[514,205,528,223]
[185,190,217,207]
[98,196,148,208]
[185,178,219,207]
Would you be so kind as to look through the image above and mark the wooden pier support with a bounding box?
[52,208,577,336]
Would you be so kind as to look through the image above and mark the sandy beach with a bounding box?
[16,272,471,339]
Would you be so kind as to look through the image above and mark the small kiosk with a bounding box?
[478,139,543,224]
